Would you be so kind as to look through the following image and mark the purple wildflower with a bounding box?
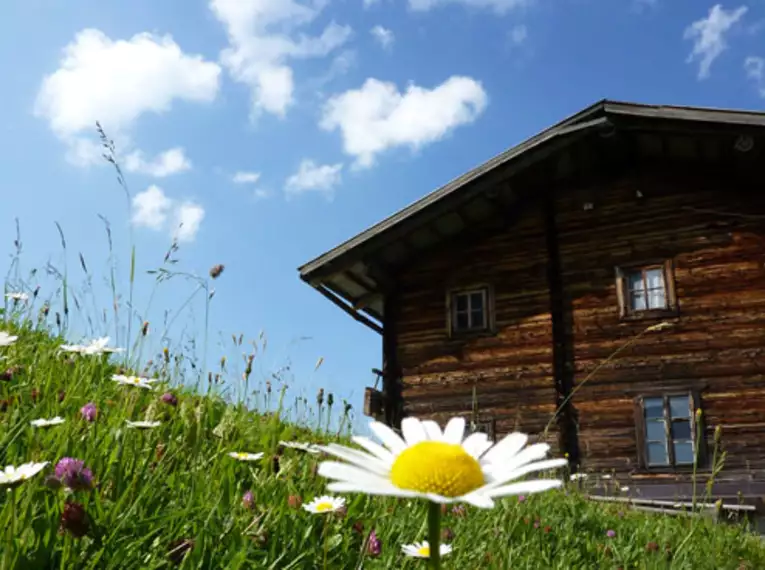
[242,490,255,510]
[80,402,97,422]
[60,501,88,538]
[606,529,616,538]
[54,458,93,491]
[518,495,526,503]
[451,504,466,517]
[161,392,178,407]
[367,530,382,557]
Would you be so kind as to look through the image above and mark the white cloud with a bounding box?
[745,56,765,96]
[125,147,192,178]
[364,0,381,7]
[132,185,173,230]
[371,26,395,50]
[684,4,748,79]
[232,171,262,184]
[34,29,221,165]
[131,186,204,242]
[173,202,205,243]
[320,76,488,168]
[509,24,527,45]
[408,0,532,14]
[210,0,352,118]
[285,160,343,198]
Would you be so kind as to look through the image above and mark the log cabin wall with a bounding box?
[554,165,765,485]
[392,199,561,450]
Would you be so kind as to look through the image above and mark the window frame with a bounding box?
[446,285,494,337]
[616,259,678,320]
[634,391,706,472]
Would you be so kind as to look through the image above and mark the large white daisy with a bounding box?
[402,541,453,559]
[317,416,567,509]
[0,461,49,486]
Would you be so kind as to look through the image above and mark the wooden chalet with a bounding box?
[298,100,765,507]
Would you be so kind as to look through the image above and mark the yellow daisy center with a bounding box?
[418,546,431,557]
[390,441,484,497]
[314,502,334,512]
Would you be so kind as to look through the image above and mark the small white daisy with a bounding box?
[402,541,452,559]
[278,440,322,454]
[0,331,18,347]
[5,292,29,302]
[0,461,49,486]
[227,451,264,462]
[125,420,161,429]
[30,417,65,428]
[570,473,588,481]
[317,416,567,509]
[61,337,124,355]
[620,486,630,492]
[112,374,156,390]
[302,495,346,514]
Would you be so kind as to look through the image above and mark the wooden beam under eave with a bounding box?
[314,284,384,335]
[353,290,383,310]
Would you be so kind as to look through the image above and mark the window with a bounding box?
[449,287,490,334]
[616,261,677,318]
[638,394,701,468]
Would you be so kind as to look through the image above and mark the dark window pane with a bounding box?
[646,420,666,441]
[644,398,664,420]
[671,420,692,440]
[455,312,469,330]
[647,442,669,466]
[470,309,485,329]
[627,271,645,293]
[469,292,484,310]
[630,291,647,311]
[673,441,695,465]
[669,396,691,419]
[454,294,468,312]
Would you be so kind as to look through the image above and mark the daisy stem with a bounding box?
[322,513,330,570]
[427,501,441,570]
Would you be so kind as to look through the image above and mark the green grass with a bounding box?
[2,325,765,569]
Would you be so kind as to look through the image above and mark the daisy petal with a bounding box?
[401,417,427,446]
[462,492,495,509]
[486,458,569,485]
[319,443,390,475]
[462,432,492,459]
[498,443,552,473]
[326,481,419,498]
[485,478,562,498]
[369,421,407,454]
[351,436,396,464]
[421,420,443,441]
[481,432,528,464]
[443,417,466,444]
[318,461,392,486]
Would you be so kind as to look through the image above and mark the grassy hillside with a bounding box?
[2,324,765,569]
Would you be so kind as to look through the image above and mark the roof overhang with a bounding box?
[298,100,765,333]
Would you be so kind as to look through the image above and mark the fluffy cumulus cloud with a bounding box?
[370,26,395,50]
[320,76,488,168]
[408,0,532,13]
[684,4,748,79]
[131,186,204,242]
[210,0,352,118]
[285,160,343,198]
[745,56,765,96]
[34,28,220,171]
[232,171,262,184]
[125,148,192,178]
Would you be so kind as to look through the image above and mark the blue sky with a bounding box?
[1,0,764,426]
